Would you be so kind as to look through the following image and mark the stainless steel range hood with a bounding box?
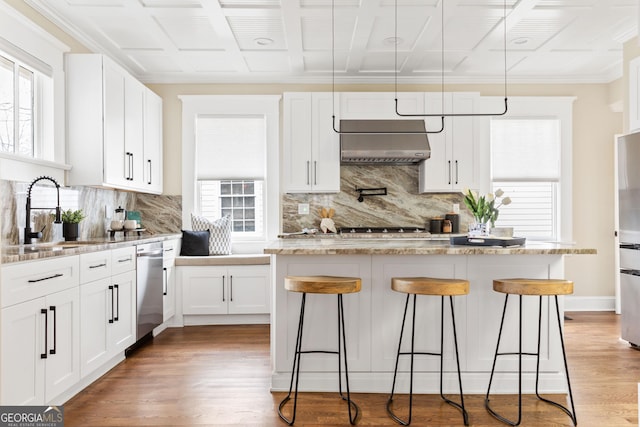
[340,119,430,165]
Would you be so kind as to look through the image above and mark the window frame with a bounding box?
[481,96,575,243]
[180,95,281,252]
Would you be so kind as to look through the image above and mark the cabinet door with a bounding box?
[125,78,145,188]
[419,92,452,192]
[310,93,340,193]
[450,93,479,191]
[144,88,163,194]
[102,59,128,188]
[110,270,136,354]
[283,93,313,192]
[181,266,227,314]
[1,298,45,405]
[80,278,111,378]
[44,287,80,403]
[227,265,270,314]
[163,264,176,321]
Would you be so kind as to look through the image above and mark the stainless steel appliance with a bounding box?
[617,131,640,347]
[135,242,164,341]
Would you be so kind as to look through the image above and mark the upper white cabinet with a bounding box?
[419,92,480,193]
[283,92,340,193]
[66,54,163,194]
[629,56,640,132]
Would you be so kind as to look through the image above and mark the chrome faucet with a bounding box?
[24,176,62,244]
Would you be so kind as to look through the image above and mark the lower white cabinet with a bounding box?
[182,265,270,315]
[1,256,80,405]
[162,239,179,321]
[79,249,136,378]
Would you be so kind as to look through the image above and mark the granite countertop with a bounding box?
[2,233,182,264]
[264,237,597,256]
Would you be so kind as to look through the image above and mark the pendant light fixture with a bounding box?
[330,0,444,135]
[394,0,509,118]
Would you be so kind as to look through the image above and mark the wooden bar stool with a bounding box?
[278,275,361,425]
[485,278,577,426]
[387,277,470,426]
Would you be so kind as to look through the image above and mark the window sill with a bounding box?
[0,153,71,183]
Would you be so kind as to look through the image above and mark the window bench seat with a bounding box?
[175,254,271,326]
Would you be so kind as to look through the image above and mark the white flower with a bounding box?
[494,188,504,197]
[501,196,512,205]
[487,193,495,202]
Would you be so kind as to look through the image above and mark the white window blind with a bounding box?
[491,118,561,240]
[196,115,266,180]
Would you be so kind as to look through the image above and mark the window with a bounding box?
[198,180,264,234]
[0,54,35,157]
[181,95,280,250]
[490,118,561,240]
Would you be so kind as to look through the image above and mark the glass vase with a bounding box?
[468,220,489,237]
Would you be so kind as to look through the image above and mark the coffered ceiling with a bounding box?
[25,0,638,84]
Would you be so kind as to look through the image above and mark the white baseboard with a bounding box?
[564,296,615,312]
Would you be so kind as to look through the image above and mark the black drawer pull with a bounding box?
[117,257,132,263]
[41,309,48,359]
[89,263,107,269]
[114,284,120,322]
[50,306,57,355]
[28,273,63,283]
[108,285,114,323]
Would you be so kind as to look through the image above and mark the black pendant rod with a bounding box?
[394,0,509,118]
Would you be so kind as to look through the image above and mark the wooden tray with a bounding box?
[450,235,526,247]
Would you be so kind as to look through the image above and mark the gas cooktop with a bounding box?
[339,227,427,235]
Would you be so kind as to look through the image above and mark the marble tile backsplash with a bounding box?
[281,165,473,233]
[0,179,182,244]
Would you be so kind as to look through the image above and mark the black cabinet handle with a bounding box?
[89,263,107,269]
[222,276,225,302]
[448,160,452,185]
[49,306,57,355]
[163,267,168,296]
[41,309,48,359]
[108,285,114,323]
[114,284,119,322]
[28,273,63,283]
[125,152,132,180]
[118,256,132,263]
[148,159,152,185]
[455,160,459,184]
[230,276,233,302]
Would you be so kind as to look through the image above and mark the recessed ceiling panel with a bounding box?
[139,0,202,7]
[90,16,165,49]
[436,16,501,51]
[303,52,348,72]
[155,16,224,50]
[219,0,281,7]
[301,15,356,51]
[366,15,428,51]
[360,52,409,72]
[227,16,287,50]
[300,0,360,8]
[65,0,124,5]
[379,0,438,6]
[454,51,526,75]
[414,52,466,74]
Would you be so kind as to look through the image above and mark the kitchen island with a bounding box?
[264,238,596,394]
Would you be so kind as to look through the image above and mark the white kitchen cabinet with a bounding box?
[1,256,80,405]
[144,89,163,193]
[66,53,163,194]
[182,265,270,315]
[283,92,340,193]
[162,239,179,321]
[419,92,480,193]
[79,249,136,378]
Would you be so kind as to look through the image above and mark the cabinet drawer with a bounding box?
[112,246,136,275]
[1,256,79,308]
[163,239,179,263]
[79,251,112,284]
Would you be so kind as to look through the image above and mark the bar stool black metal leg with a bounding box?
[278,293,307,425]
[337,294,360,425]
[534,296,578,426]
[387,293,414,425]
[485,294,524,426]
[439,296,469,425]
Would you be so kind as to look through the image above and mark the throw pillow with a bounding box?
[191,213,232,255]
[179,230,210,256]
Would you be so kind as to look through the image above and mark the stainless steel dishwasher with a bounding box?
[136,242,164,341]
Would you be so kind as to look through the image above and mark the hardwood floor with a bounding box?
[64,312,638,426]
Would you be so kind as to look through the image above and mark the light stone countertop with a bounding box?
[264,237,597,256]
[1,233,182,264]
